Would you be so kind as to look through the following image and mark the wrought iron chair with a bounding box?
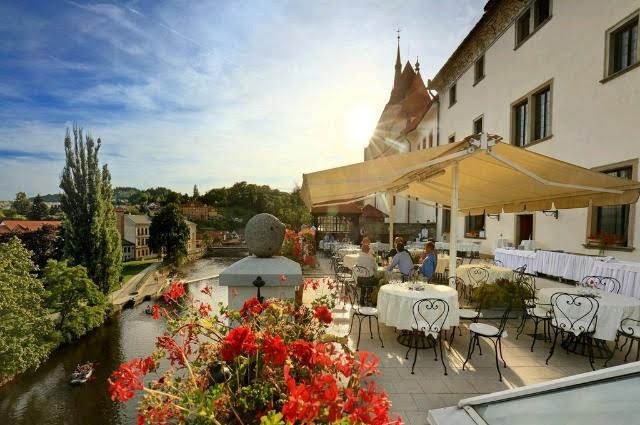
[546,292,600,370]
[515,275,551,352]
[579,275,621,294]
[449,276,482,346]
[512,265,527,282]
[345,279,383,351]
[407,298,450,375]
[492,259,505,267]
[462,303,512,381]
[466,267,490,301]
[605,318,640,366]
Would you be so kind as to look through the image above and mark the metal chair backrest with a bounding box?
[512,265,527,282]
[550,292,599,336]
[493,259,504,267]
[448,276,466,302]
[353,265,372,278]
[467,267,489,287]
[412,298,449,337]
[580,276,621,294]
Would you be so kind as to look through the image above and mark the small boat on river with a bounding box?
[70,362,94,384]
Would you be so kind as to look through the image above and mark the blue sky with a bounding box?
[0,0,483,199]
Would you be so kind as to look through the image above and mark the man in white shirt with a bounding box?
[355,244,377,277]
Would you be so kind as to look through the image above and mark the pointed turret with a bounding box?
[394,32,402,87]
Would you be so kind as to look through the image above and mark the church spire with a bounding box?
[415,56,420,73]
[394,29,402,86]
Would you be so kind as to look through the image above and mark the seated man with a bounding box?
[419,241,438,282]
[355,244,377,277]
[386,243,414,281]
[386,236,404,261]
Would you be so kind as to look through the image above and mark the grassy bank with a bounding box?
[121,258,160,284]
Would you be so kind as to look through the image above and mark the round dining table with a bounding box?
[457,263,514,287]
[377,282,460,333]
[537,287,640,341]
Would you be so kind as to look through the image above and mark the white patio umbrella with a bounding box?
[301,133,640,283]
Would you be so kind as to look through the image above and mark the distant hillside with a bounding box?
[33,193,61,202]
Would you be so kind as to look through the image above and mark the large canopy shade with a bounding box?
[301,134,640,214]
[301,134,640,281]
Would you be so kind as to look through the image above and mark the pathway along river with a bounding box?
[0,257,239,425]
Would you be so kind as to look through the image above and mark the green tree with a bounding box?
[43,260,109,343]
[193,184,200,200]
[28,194,49,220]
[0,237,58,382]
[149,203,190,264]
[59,125,122,293]
[0,224,63,274]
[12,191,31,215]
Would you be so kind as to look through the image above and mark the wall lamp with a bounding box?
[542,209,559,219]
[486,213,501,221]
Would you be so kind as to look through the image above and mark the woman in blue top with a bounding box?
[419,242,437,282]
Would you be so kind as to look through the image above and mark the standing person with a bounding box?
[419,242,438,282]
[386,242,414,281]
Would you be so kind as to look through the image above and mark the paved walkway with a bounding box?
[309,256,632,425]
[109,262,161,307]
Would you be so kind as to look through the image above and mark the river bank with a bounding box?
[0,257,238,425]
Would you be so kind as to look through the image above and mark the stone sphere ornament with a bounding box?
[244,213,285,257]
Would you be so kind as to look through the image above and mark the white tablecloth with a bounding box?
[377,283,460,331]
[370,242,390,253]
[435,241,480,253]
[495,238,513,249]
[343,254,359,269]
[590,260,640,299]
[494,248,537,271]
[536,251,603,282]
[538,287,640,341]
[338,247,360,256]
[457,264,514,287]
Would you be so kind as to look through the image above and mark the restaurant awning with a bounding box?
[301,133,640,280]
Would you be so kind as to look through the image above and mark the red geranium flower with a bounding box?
[200,285,212,296]
[240,296,268,317]
[314,305,333,324]
[151,304,160,320]
[108,357,152,402]
[163,281,186,303]
[261,333,288,366]
[288,340,314,367]
[220,326,257,362]
[198,303,212,317]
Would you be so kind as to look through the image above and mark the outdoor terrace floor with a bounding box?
[304,257,636,425]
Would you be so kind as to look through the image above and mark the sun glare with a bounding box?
[343,104,378,149]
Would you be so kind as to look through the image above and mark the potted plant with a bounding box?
[108,281,401,424]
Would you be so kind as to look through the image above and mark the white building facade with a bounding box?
[413,0,640,260]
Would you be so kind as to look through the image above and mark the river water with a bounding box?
[0,257,239,425]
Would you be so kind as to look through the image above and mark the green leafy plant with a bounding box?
[471,278,532,309]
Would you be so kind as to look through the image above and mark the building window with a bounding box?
[606,13,639,77]
[474,55,485,84]
[513,100,528,146]
[516,9,531,45]
[473,116,483,134]
[448,134,455,144]
[449,83,457,107]
[511,80,552,147]
[590,165,634,247]
[515,0,552,47]
[441,208,451,233]
[533,86,551,141]
[534,0,551,27]
[428,132,433,148]
[464,215,485,239]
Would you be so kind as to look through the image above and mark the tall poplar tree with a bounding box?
[59,125,122,293]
